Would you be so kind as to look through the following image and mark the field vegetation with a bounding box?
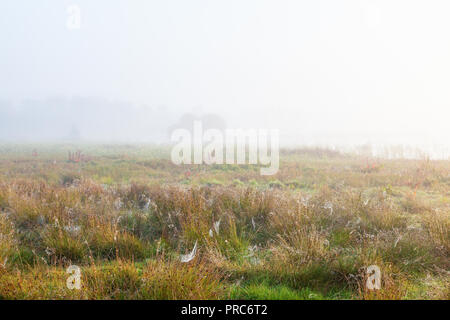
[0,144,448,299]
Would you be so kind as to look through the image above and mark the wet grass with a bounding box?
[0,144,448,300]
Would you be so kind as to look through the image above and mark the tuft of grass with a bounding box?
[230,283,327,300]
[140,258,225,300]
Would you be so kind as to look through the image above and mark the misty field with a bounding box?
[0,144,448,300]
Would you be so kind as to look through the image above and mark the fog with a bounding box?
[0,1,449,156]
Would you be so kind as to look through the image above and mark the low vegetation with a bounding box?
[0,144,448,299]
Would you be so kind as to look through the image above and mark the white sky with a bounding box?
[0,0,449,147]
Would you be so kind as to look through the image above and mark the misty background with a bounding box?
[0,1,449,157]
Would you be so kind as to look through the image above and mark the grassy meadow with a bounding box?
[0,144,448,300]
